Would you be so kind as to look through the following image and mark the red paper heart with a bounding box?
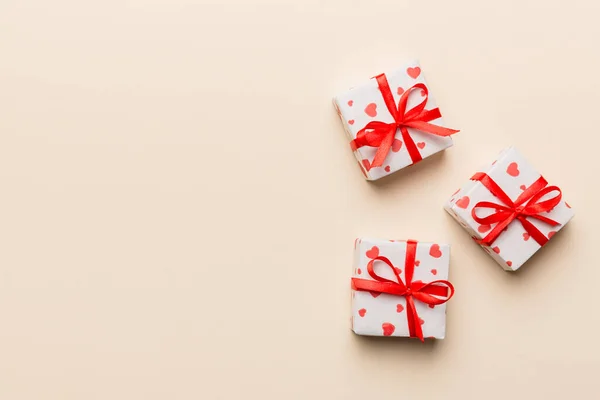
[548,231,557,239]
[370,291,381,298]
[392,139,403,152]
[414,260,420,266]
[397,87,404,95]
[362,159,371,172]
[431,269,437,275]
[417,142,426,149]
[347,100,353,106]
[520,185,527,190]
[407,66,421,79]
[384,166,391,172]
[358,308,366,317]
[348,119,355,125]
[366,246,379,259]
[507,162,520,177]
[382,322,396,336]
[523,232,530,241]
[429,244,442,258]
[396,304,404,313]
[492,246,500,254]
[364,103,378,117]
[478,224,491,233]
[506,261,513,267]
[456,196,470,209]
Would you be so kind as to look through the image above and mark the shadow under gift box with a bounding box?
[351,238,453,340]
[444,147,574,271]
[333,60,458,181]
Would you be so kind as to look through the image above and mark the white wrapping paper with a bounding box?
[351,238,451,339]
[333,61,454,180]
[444,147,574,271]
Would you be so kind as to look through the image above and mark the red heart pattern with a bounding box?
[364,103,378,117]
[357,268,362,275]
[407,66,421,79]
[396,304,404,313]
[370,291,381,298]
[382,322,396,336]
[392,139,403,152]
[347,100,353,106]
[429,244,442,258]
[507,162,520,177]
[456,196,470,209]
[431,269,437,275]
[492,246,500,254]
[397,87,404,95]
[384,166,391,172]
[366,246,379,259]
[523,232,530,241]
[420,89,426,97]
[506,261,513,267]
[358,308,366,317]
[414,260,420,266]
[520,185,527,190]
[419,318,425,325]
[348,119,355,125]
[478,224,491,233]
[394,267,402,275]
[417,142,426,149]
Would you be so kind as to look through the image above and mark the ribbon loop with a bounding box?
[471,174,562,246]
[349,74,459,168]
[351,240,454,341]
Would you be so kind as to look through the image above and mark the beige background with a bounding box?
[1,1,598,399]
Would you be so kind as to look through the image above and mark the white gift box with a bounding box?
[333,61,457,181]
[444,147,574,271]
[351,238,453,340]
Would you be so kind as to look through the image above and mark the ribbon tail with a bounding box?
[405,296,424,342]
[519,217,549,246]
[370,128,396,168]
[404,120,460,137]
[400,126,422,163]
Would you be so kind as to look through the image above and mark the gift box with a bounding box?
[333,61,459,181]
[444,147,574,271]
[351,238,454,340]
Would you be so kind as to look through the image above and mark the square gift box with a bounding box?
[333,61,458,181]
[351,238,454,340]
[444,147,574,271]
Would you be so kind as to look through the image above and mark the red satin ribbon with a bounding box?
[351,240,454,342]
[350,74,459,168]
[471,173,562,246]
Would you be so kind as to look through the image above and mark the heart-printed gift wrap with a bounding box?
[351,238,453,340]
[444,147,574,271]
[333,61,458,181]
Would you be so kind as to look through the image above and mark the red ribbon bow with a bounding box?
[351,240,454,342]
[350,74,459,168]
[471,173,562,246]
